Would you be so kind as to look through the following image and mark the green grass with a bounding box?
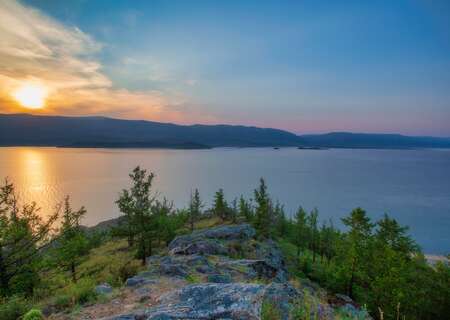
[185,273,202,284]
[261,301,282,320]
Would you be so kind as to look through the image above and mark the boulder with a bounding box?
[168,224,256,255]
[263,282,301,320]
[125,276,156,287]
[169,239,227,256]
[218,259,279,281]
[207,274,232,283]
[255,240,288,282]
[95,283,113,295]
[159,262,188,278]
[201,224,256,240]
[144,283,265,320]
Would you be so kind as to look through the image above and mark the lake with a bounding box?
[0,147,449,254]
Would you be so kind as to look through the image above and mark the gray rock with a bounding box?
[335,293,353,304]
[207,274,232,283]
[196,265,217,274]
[255,240,288,282]
[144,283,265,320]
[125,276,156,287]
[218,259,279,281]
[95,283,113,295]
[201,224,256,240]
[263,282,301,320]
[168,224,256,255]
[169,239,227,256]
[159,262,188,278]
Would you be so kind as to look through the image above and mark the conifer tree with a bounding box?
[308,208,319,263]
[0,180,58,297]
[188,189,203,231]
[213,189,228,221]
[238,195,253,222]
[293,207,308,258]
[341,207,374,298]
[254,178,272,238]
[54,196,88,282]
[116,166,158,265]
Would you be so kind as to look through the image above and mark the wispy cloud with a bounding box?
[0,0,204,122]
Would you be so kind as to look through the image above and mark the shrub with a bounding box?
[53,278,97,311]
[261,301,281,320]
[23,309,44,320]
[0,296,30,320]
[185,274,201,284]
[118,260,141,283]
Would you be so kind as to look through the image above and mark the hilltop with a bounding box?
[1,113,449,149]
[47,221,371,320]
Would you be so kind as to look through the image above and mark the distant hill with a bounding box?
[300,132,450,149]
[0,114,449,149]
[0,113,302,148]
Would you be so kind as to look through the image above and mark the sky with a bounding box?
[0,0,449,136]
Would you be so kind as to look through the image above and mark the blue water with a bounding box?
[0,147,448,254]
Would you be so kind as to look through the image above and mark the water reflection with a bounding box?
[21,148,47,192]
[0,147,449,253]
[16,148,58,219]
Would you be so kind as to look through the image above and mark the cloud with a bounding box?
[0,0,201,122]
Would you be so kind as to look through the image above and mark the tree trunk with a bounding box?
[71,261,77,283]
[141,239,146,266]
[347,258,356,298]
[0,250,10,295]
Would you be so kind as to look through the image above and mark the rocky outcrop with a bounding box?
[107,282,303,320]
[98,224,371,320]
[168,224,255,255]
[144,283,265,320]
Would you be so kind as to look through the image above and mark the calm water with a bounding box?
[0,147,449,254]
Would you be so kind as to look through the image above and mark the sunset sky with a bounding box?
[1,0,449,135]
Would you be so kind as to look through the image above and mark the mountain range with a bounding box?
[1,113,449,149]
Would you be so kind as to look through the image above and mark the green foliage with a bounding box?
[116,166,158,264]
[0,180,58,297]
[53,196,89,283]
[53,277,97,310]
[278,204,450,320]
[188,189,203,231]
[254,178,273,238]
[273,201,288,237]
[0,295,30,320]
[213,188,229,221]
[23,308,44,320]
[261,301,281,320]
[185,273,201,284]
[238,195,253,222]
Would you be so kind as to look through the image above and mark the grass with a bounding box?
[185,273,202,284]
[261,301,282,320]
[30,239,146,315]
[194,216,225,230]
[76,239,144,287]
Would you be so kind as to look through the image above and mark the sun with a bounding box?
[13,84,48,109]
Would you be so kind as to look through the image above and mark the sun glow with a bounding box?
[13,84,48,109]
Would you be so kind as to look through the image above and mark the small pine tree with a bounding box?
[116,166,158,265]
[0,179,58,297]
[274,201,288,237]
[188,189,203,231]
[293,207,308,258]
[308,208,319,263]
[213,189,228,221]
[230,198,238,223]
[238,195,253,222]
[341,207,374,298]
[54,196,89,282]
[253,178,272,238]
